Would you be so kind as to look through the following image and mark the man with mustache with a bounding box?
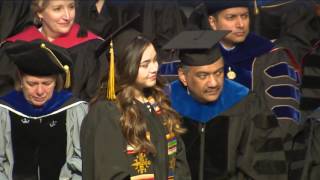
[163,30,288,180]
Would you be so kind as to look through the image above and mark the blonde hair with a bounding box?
[31,0,50,26]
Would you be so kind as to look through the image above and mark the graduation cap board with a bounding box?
[162,30,229,66]
[96,13,141,57]
[4,40,72,88]
[204,0,250,15]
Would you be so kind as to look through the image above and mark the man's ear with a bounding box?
[178,68,188,87]
[208,15,218,30]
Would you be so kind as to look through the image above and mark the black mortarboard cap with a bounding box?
[162,30,229,66]
[5,39,72,88]
[112,28,142,60]
[96,13,143,100]
[205,0,250,15]
[96,13,141,57]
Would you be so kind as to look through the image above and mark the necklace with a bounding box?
[137,96,161,114]
[142,97,152,112]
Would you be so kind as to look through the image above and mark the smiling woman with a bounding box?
[32,0,75,41]
[0,0,106,101]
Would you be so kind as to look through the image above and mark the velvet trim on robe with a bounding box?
[5,24,101,48]
[220,33,274,88]
[0,90,72,117]
[1,23,104,101]
[170,79,249,122]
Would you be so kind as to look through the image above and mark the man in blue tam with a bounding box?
[163,30,288,180]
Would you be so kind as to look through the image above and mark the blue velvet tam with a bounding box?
[204,0,251,15]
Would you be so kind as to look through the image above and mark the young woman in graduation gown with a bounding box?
[80,29,191,180]
[0,0,106,101]
[0,40,87,180]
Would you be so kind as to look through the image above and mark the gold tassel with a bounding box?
[254,0,259,15]
[63,65,71,88]
[106,41,116,100]
[40,43,71,89]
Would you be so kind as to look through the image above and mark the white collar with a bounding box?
[219,42,236,51]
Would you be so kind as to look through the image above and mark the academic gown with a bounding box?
[0,24,106,101]
[240,36,306,179]
[299,108,320,180]
[218,33,301,124]
[283,43,320,180]
[80,100,191,180]
[0,90,88,180]
[300,40,320,119]
[219,33,273,89]
[76,0,135,39]
[170,79,288,180]
[135,0,185,61]
[0,0,33,41]
[253,1,319,65]
[111,0,186,61]
[77,0,185,61]
[281,28,320,179]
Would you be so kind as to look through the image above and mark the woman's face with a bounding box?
[135,44,159,89]
[37,0,75,40]
[21,74,56,107]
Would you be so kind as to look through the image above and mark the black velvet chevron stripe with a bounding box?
[266,85,300,100]
[265,63,299,81]
[303,54,320,67]
[255,138,284,153]
[253,160,287,174]
[253,115,278,129]
[301,76,320,88]
[272,106,300,123]
[288,168,304,180]
[285,149,307,162]
[300,97,320,110]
